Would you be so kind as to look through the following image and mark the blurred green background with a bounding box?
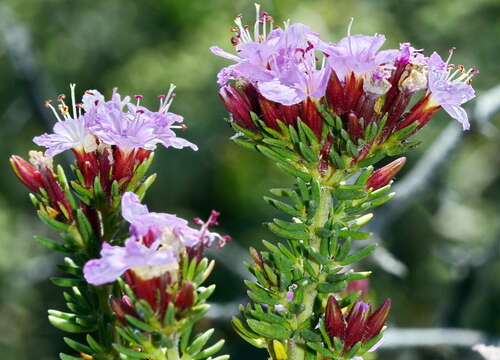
[0,0,499,359]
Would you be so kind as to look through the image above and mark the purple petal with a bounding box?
[210,46,242,62]
[442,104,470,130]
[258,80,304,106]
[83,239,177,286]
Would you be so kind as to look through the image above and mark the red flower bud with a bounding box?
[325,296,346,340]
[259,96,281,130]
[366,157,406,190]
[345,112,363,141]
[10,155,44,193]
[110,295,138,324]
[301,98,322,138]
[174,282,195,311]
[326,71,345,114]
[219,85,255,129]
[364,298,391,341]
[344,301,371,351]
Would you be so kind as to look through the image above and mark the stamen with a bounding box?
[347,17,355,55]
[254,3,261,42]
[45,100,63,122]
[135,95,143,107]
[70,83,77,119]
[445,47,456,64]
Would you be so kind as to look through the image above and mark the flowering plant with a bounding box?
[211,4,476,360]
[9,4,478,360]
[11,85,229,360]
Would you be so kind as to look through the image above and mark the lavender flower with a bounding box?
[83,238,178,285]
[121,191,187,238]
[121,192,228,248]
[33,85,198,157]
[322,23,398,80]
[33,84,97,157]
[83,193,230,285]
[87,86,198,151]
[426,51,476,130]
[211,5,330,106]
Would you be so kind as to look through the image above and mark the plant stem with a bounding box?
[287,185,333,360]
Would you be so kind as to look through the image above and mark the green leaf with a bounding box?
[48,314,87,333]
[125,315,156,333]
[355,166,374,185]
[50,277,85,287]
[299,142,317,162]
[338,230,372,240]
[233,138,257,150]
[276,162,312,182]
[135,173,157,198]
[63,337,92,354]
[193,339,226,360]
[247,290,279,306]
[37,211,70,233]
[306,342,336,357]
[112,344,150,359]
[231,317,267,348]
[300,329,322,342]
[246,319,293,340]
[335,185,367,200]
[263,196,302,217]
[186,328,214,355]
[76,209,95,245]
[266,222,309,240]
[358,151,386,167]
[329,149,345,169]
[257,145,288,163]
[86,334,106,353]
[35,236,72,253]
[317,281,347,294]
[298,120,319,146]
[339,244,377,265]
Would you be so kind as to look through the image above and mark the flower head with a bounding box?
[322,21,398,80]
[87,86,198,151]
[211,5,330,106]
[426,51,476,130]
[33,84,197,157]
[33,84,97,157]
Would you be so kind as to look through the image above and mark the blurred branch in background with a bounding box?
[0,4,54,128]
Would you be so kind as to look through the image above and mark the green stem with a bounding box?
[287,186,333,360]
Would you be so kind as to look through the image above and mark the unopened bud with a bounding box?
[366,157,406,190]
[364,298,391,341]
[325,296,346,340]
[174,282,195,310]
[10,155,44,193]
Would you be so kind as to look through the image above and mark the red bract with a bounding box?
[325,296,391,353]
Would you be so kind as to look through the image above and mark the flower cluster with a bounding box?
[13,84,196,196]
[84,192,230,316]
[11,83,231,359]
[212,6,476,167]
